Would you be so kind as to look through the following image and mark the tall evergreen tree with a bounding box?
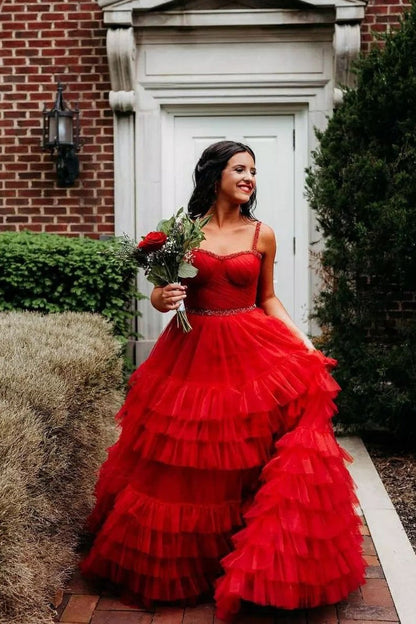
[306,4,416,442]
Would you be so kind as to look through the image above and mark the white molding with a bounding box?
[293,107,310,329]
[98,0,365,7]
[98,0,365,26]
[113,113,136,237]
[140,80,331,91]
[334,22,362,93]
[137,26,333,44]
[135,9,334,28]
[107,27,136,111]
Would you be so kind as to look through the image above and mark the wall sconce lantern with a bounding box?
[42,82,81,187]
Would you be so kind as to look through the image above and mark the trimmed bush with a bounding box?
[306,6,416,442]
[0,312,123,624]
[0,231,141,340]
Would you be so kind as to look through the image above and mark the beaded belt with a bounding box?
[185,304,256,316]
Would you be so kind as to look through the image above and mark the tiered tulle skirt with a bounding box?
[80,308,365,620]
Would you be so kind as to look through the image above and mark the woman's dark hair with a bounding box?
[187,140,257,218]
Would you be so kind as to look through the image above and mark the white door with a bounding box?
[162,113,303,322]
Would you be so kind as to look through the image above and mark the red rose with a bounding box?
[138,231,167,252]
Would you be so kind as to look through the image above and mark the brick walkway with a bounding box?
[54,517,400,624]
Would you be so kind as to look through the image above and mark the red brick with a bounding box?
[361,578,395,608]
[364,553,379,567]
[63,571,99,596]
[44,224,70,232]
[376,14,404,22]
[362,534,377,556]
[91,612,153,624]
[337,603,399,622]
[339,621,395,624]
[307,604,338,623]
[339,588,364,606]
[96,597,147,612]
[267,611,307,623]
[53,588,65,608]
[6,215,29,223]
[236,616,275,624]
[359,523,370,536]
[183,604,216,624]
[365,565,384,579]
[153,607,185,624]
[60,594,100,623]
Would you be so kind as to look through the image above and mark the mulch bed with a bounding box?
[364,433,416,553]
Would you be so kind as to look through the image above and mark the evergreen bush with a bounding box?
[306,5,416,442]
[0,231,142,341]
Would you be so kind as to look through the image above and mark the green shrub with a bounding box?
[0,231,142,340]
[306,6,416,443]
[0,311,123,624]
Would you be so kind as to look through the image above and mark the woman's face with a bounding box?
[217,151,256,206]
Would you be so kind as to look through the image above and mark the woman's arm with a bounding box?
[256,224,315,351]
[150,283,187,313]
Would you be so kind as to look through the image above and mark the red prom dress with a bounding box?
[81,222,365,621]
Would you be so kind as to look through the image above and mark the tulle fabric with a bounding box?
[81,248,365,620]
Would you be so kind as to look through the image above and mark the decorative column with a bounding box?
[333,22,362,106]
[106,27,137,237]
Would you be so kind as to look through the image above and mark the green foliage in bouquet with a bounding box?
[121,208,211,332]
[306,5,416,444]
[0,231,142,341]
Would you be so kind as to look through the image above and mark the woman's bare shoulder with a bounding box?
[257,222,276,251]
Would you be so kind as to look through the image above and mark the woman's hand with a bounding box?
[299,333,316,352]
[150,283,187,313]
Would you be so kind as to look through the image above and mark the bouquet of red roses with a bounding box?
[127,208,210,332]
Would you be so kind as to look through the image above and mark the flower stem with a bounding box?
[176,309,192,333]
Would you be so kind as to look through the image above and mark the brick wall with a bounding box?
[361,0,412,52]
[0,0,114,238]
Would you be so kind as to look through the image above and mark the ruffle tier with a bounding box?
[81,483,237,604]
[215,410,365,620]
[81,309,365,616]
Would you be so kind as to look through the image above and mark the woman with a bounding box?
[81,141,365,621]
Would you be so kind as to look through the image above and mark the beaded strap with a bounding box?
[252,221,261,251]
[186,304,256,317]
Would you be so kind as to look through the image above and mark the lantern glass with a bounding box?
[48,113,73,145]
[58,115,73,144]
[48,115,57,144]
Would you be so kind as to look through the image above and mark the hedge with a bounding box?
[0,312,123,624]
[0,231,142,340]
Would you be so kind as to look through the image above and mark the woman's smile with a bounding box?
[238,182,253,194]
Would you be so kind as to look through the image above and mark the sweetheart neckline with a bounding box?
[196,249,262,260]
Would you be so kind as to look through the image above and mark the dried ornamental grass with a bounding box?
[0,312,124,624]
